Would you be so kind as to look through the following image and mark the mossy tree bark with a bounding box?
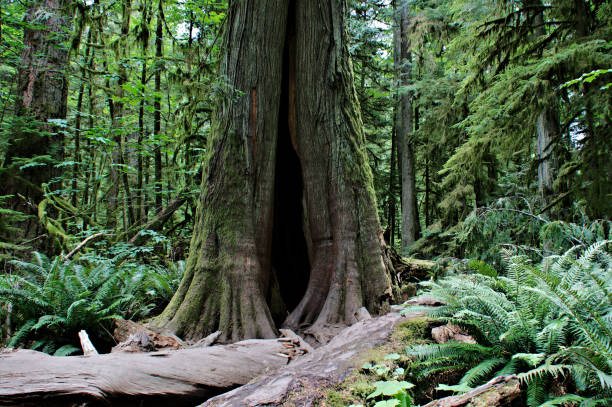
[154,0,393,343]
[532,0,559,206]
[396,1,420,251]
[1,0,70,237]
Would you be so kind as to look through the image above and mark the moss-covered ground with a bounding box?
[312,316,435,407]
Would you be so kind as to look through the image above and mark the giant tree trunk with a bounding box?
[396,1,420,251]
[1,0,70,239]
[153,0,393,343]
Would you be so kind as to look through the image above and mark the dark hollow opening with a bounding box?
[269,0,310,327]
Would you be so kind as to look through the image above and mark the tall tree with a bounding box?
[153,0,163,212]
[1,0,70,238]
[395,0,419,250]
[154,0,393,343]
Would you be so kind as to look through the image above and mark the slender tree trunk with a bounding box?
[388,125,397,246]
[397,1,420,251]
[105,70,119,229]
[153,0,163,211]
[138,58,147,222]
[154,0,392,343]
[136,0,151,224]
[536,107,558,200]
[530,0,559,205]
[72,30,93,209]
[82,30,97,212]
[106,0,134,230]
[1,0,70,240]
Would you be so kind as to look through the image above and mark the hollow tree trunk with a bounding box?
[153,0,393,343]
[1,0,70,238]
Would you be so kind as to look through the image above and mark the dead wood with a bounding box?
[63,233,108,261]
[0,313,414,406]
[423,375,521,407]
[0,339,294,406]
[406,296,446,306]
[112,318,183,352]
[78,330,99,355]
[431,323,476,344]
[279,329,314,355]
[201,312,409,407]
[190,331,222,348]
[386,246,436,284]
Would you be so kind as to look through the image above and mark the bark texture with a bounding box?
[532,0,559,205]
[201,312,406,407]
[1,0,70,237]
[154,0,392,343]
[422,375,521,407]
[396,1,420,250]
[0,340,292,407]
[536,105,559,201]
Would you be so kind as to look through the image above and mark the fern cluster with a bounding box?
[0,252,183,355]
[402,241,612,406]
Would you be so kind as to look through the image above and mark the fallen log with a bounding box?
[0,339,294,407]
[202,312,409,407]
[387,246,436,279]
[423,375,521,407]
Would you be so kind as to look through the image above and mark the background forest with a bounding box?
[0,0,611,405]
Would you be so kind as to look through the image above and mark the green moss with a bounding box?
[393,317,430,344]
[349,378,376,399]
[325,389,352,407]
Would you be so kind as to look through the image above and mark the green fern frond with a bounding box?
[32,314,66,330]
[406,342,495,367]
[512,353,546,368]
[518,364,568,385]
[526,376,548,407]
[538,394,584,407]
[0,288,49,309]
[53,345,80,356]
[65,298,89,325]
[7,319,36,347]
[459,357,506,387]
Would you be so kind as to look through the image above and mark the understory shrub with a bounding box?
[402,241,612,406]
[0,252,183,355]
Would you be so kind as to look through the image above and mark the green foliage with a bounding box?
[360,379,413,407]
[401,241,612,405]
[0,252,183,354]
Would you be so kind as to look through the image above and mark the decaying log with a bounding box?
[423,375,521,407]
[387,246,436,284]
[202,312,409,407]
[0,339,296,406]
[278,329,314,355]
[406,296,446,306]
[112,318,183,352]
[78,330,98,355]
[432,323,475,344]
[354,306,372,321]
[190,331,222,348]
